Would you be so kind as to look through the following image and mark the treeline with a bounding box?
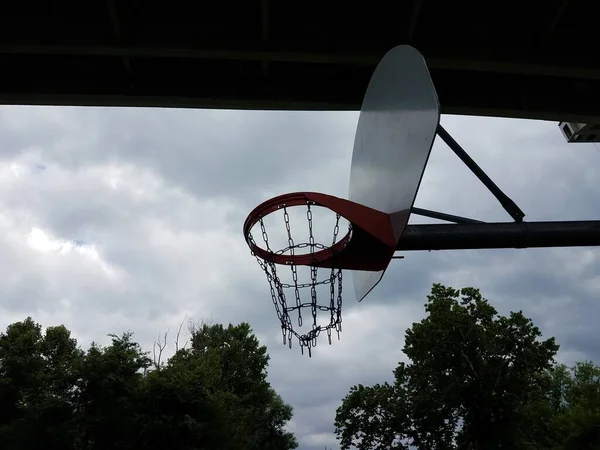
[0,318,298,450]
[335,284,600,450]
[3,284,598,450]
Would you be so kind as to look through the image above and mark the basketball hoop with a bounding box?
[243,192,399,356]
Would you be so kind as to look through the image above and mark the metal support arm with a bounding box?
[436,125,526,223]
[411,207,484,224]
[397,220,600,251]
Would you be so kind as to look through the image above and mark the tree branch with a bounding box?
[175,315,188,352]
[153,328,168,369]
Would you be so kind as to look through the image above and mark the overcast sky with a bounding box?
[1,106,599,450]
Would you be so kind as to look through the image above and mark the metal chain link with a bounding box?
[247,204,349,357]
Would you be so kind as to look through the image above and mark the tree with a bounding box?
[0,318,83,449]
[186,321,298,450]
[335,284,560,450]
[135,345,231,450]
[74,332,151,449]
[135,321,297,450]
[546,361,600,449]
[253,387,297,450]
[0,318,297,450]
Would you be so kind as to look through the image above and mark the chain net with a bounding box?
[247,203,351,356]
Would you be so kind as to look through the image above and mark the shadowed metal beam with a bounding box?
[1,91,599,124]
[2,44,600,80]
[408,0,424,40]
[397,221,600,251]
[106,0,134,88]
[261,0,270,75]
[436,125,525,223]
[411,207,484,224]
[545,0,570,39]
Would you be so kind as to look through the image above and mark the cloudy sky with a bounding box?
[1,106,599,449]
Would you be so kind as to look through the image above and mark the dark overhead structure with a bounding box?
[1,1,599,122]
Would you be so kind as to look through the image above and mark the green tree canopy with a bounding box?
[0,318,83,449]
[546,361,600,449]
[334,283,598,450]
[0,317,297,450]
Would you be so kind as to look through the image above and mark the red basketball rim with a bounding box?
[243,192,352,266]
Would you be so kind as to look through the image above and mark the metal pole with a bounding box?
[411,207,484,224]
[436,125,526,223]
[397,220,600,251]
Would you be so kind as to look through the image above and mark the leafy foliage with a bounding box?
[546,361,600,449]
[335,283,599,450]
[0,317,297,450]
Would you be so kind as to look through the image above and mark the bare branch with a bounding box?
[153,328,169,369]
[175,315,188,352]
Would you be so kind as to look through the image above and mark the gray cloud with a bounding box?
[0,106,599,450]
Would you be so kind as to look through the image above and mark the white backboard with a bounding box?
[349,45,440,301]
